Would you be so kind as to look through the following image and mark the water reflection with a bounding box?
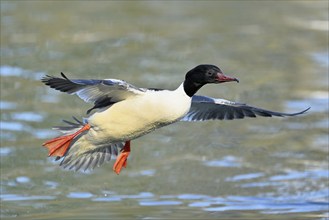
[67,192,93,199]
[0,121,25,131]
[0,65,45,80]
[312,52,329,67]
[0,101,17,110]
[11,112,44,122]
[1,194,56,201]
[203,156,242,167]
[0,147,14,156]
[226,172,264,182]
[285,96,328,113]
[2,190,326,215]
[269,169,328,181]
[15,176,31,184]
[204,194,328,213]
[43,180,59,189]
[92,196,122,202]
[128,169,156,177]
[139,200,183,206]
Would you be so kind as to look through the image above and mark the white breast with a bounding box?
[87,83,191,143]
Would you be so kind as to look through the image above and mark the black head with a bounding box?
[183,64,239,97]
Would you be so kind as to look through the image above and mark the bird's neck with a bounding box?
[183,79,204,97]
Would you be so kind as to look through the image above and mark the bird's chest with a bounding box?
[89,90,191,141]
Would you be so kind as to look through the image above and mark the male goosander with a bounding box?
[41,64,309,174]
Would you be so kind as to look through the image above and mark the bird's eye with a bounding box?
[207,72,212,76]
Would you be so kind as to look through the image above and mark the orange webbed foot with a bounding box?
[42,123,90,157]
[113,141,131,175]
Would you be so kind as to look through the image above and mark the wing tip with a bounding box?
[297,106,311,115]
[61,72,69,80]
[291,106,311,115]
[269,106,311,117]
[280,106,311,117]
[40,74,53,83]
[41,72,68,84]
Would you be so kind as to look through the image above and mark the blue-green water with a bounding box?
[1,1,328,219]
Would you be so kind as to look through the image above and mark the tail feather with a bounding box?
[53,117,87,134]
[59,142,125,172]
[88,155,99,170]
[83,157,94,171]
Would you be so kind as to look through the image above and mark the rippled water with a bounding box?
[1,1,328,219]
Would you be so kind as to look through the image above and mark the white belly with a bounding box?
[87,86,191,143]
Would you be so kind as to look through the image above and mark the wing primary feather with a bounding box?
[183,95,310,122]
[61,72,69,80]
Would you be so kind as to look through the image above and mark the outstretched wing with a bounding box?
[41,73,146,113]
[181,95,310,121]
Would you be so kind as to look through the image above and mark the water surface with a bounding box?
[1,1,328,219]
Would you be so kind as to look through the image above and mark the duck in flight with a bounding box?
[41,64,309,174]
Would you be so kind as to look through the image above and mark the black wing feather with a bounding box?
[182,95,310,121]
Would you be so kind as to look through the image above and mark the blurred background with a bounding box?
[1,1,328,219]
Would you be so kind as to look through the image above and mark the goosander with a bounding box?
[41,64,309,174]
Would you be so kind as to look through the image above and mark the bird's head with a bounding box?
[185,64,239,85]
[183,64,239,97]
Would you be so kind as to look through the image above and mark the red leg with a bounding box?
[42,124,91,157]
[113,141,131,175]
